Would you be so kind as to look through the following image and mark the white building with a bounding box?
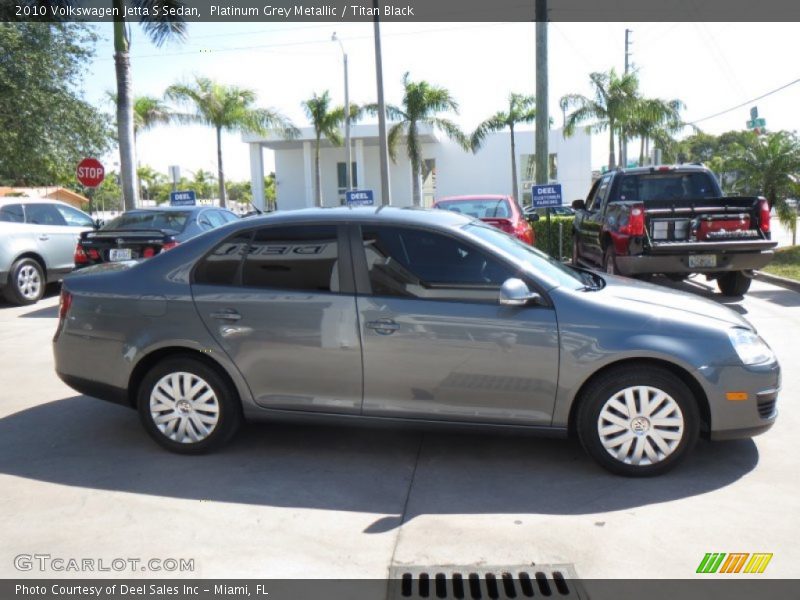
[244,124,591,211]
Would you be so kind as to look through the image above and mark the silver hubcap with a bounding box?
[149,372,220,444]
[17,265,41,299]
[597,385,684,466]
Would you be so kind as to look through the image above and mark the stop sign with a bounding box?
[76,158,105,188]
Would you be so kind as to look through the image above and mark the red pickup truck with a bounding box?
[571,165,777,296]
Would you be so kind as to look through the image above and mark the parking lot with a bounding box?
[1,276,798,580]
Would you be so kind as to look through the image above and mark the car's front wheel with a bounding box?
[577,365,700,476]
[137,356,242,454]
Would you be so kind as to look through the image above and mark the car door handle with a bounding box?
[365,319,399,335]
[38,235,49,241]
[210,310,242,322]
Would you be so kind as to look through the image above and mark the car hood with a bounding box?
[595,274,752,329]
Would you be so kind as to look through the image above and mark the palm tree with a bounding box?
[166,76,298,208]
[103,0,187,210]
[107,93,178,144]
[471,93,538,202]
[626,97,685,166]
[561,69,639,170]
[302,91,358,207]
[369,73,469,206]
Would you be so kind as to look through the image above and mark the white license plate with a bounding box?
[109,248,132,262]
[689,254,717,268]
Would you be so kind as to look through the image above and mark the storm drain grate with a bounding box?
[388,565,585,600]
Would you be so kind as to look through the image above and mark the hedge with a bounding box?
[529,215,575,260]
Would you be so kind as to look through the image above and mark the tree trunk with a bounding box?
[510,124,519,202]
[314,135,322,207]
[608,124,616,170]
[618,133,624,167]
[216,127,226,208]
[411,157,422,207]
[113,17,138,211]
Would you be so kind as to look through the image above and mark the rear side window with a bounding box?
[55,205,94,227]
[193,232,253,286]
[0,204,24,223]
[205,211,227,228]
[242,226,340,292]
[25,203,67,226]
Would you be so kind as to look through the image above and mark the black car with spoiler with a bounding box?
[74,206,238,268]
[571,165,777,296]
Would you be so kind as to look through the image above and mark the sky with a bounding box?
[82,21,800,183]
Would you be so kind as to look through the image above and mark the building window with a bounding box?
[336,162,358,203]
[520,153,558,206]
[422,159,436,207]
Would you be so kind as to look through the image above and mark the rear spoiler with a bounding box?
[83,229,173,240]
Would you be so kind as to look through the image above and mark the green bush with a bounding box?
[529,215,575,260]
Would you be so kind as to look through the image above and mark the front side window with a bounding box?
[243,226,340,292]
[586,175,612,211]
[55,205,94,227]
[0,204,24,223]
[360,226,514,302]
[25,203,67,226]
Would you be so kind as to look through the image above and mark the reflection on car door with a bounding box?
[24,203,83,274]
[191,225,363,414]
[351,224,559,425]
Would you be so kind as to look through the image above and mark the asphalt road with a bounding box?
[0,277,797,580]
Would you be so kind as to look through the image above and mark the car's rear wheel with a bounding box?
[137,356,242,454]
[577,365,700,476]
[4,258,45,305]
[717,271,751,296]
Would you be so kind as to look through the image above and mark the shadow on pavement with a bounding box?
[747,289,800,307]
[18,304,58,318]
[0,396,759,533]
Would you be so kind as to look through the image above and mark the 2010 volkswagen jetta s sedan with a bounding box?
[53,207,779,476]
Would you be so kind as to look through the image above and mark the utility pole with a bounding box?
[535,0,548,186]
[332,33,352,192]
[622,28,632,166]
[373,0,392,205]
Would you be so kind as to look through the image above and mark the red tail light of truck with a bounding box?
[758,197,771,233]
[620,204,645,236]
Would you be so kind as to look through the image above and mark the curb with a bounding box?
[755,270,800,294]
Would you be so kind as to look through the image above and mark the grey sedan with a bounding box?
[53,208,780,476]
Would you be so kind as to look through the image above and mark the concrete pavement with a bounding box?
[0,278,797,580]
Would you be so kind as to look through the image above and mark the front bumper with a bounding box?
[616,250,774,276]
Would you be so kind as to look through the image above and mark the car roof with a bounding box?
[611,164,711,176]
[436,195,511,202]
[234,206,473,229]
[0,196,79,208]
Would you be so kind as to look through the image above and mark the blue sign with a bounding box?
[531,183,563,208]
[345,189,374,206]
[170,190,196,206]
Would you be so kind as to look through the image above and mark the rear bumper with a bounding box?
[56,371,131,407]
[615,250,774,275]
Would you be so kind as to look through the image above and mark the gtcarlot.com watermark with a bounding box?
[14,554,194,573]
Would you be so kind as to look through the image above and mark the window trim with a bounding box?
[190,223,355,295]
[348,222,552,306]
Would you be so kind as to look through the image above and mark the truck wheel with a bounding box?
[577,365,700,477]
[603,247,618,275]
[4,258,45,305]
[717,271,751,296]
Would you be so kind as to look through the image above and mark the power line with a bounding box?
[687,76,800,125]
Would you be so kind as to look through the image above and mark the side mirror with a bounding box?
[527,213,540,222]
[93,218,103,229]
[499,278,542,307]
[571,199,586,211]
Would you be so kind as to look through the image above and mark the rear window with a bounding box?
[436,199,511,219]
[613,172,718,203]
[102,210,191,233]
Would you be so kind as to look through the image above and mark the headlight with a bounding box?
[728,328,776,365]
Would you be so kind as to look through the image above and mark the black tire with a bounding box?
[603,246,618,275]
[717,271,751,296]
[576,365,700,477]
[665,273,687,282]
[3,257,45,305]
[571,237,580,266]
[137,356,242,454]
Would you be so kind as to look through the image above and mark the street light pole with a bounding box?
[373,0,392,205]
[332,33,353,192]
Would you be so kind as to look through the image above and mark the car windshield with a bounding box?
[613,172,718,202]
[437,199,511,219]
[102,210,191,233]
[463,223,590,289]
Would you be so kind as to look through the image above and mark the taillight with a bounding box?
[87,248,100,260]
[515,221,534,245]
[74,243,88,265]
[143,247,155,258]
[160,240,179,252]
[620,203,645,236]
[58,289,72,322]
[758,197,771,233]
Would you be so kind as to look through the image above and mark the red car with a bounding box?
[433,195,534,244]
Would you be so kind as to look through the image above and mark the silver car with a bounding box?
[53,208,780,476]
[0,198,95,305]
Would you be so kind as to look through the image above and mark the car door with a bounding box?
[23,203,83,274]
[578,174,612,266]
[351,224,559,426]
[191,224,363,414]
